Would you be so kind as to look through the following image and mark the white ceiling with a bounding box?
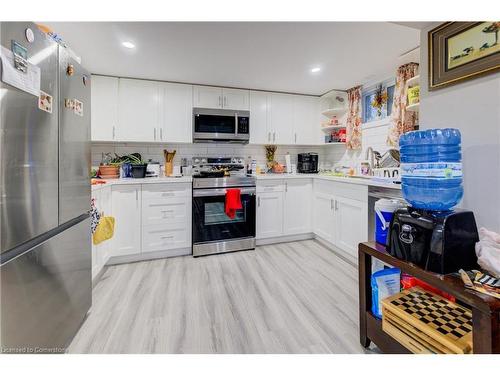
[47,22,420,95]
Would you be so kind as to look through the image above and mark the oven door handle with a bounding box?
[193,187,256,197]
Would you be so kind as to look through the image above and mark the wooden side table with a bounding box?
[358,242,500,354]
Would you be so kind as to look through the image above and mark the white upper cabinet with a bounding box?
[193,86,249,110]
[293,95,321,145]
[193,86,223,109]
[267,93,294,144]
[159,82,193,143]
[222,88,249,110]
[117,78,160,142]
[91,76,320,145]
[250,92,319,145]
[249,91,269,144]
[91,75,118,141]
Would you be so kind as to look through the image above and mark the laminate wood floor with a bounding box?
[69,240,375,354]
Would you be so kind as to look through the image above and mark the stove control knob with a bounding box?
[231,158,237,164]
[237,158,243,164]
[194,158,200,164]
[201,158,207,164]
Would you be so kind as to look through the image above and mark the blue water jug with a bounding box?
[400,128,463,211]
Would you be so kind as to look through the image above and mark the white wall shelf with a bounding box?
[321,125,346,132]
[321,108,347,118]
[406,75,420,87]
[406,102,420,112]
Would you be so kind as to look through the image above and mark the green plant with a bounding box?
[101,152,145,166]
[123,153,145,165]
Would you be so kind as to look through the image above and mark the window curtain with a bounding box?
[386,62,419,147]
[346,85,362,150]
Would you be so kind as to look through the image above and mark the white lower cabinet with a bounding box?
[141,184,191,254]
[333,195,368,257]
[107,182,192,262]
[313,192,335,243]
[283,179,312,235]
[256,191,284,239]
[142,223,190,253]
[256,179,312,239]
[91,187,113,280]
[313,180,368,259]
[111,185,142,257]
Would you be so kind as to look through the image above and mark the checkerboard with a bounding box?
[382,287,473,354]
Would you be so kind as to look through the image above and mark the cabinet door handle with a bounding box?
[112,126,115,139]
[335,199,339,211]
[268,132,271,142]
[218,96,222,107]
[224,96,227,107]
[258,197,261,207]
[154,128,157,140]
[294,132,297,144]
[330,199,333,210]
[285,182,288,193]
[273,132,276,142]
[160,128,163,140]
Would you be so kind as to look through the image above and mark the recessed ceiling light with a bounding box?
[311,67,321,73]
[122,41,135,49]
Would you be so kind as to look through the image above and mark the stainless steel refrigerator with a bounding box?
[0,22,91,353]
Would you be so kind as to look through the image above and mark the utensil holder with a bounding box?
[165,161,173,176]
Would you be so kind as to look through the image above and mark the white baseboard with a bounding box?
[92,266,108,287]
[313,236,358,267]
[256,233,314,246]
[106,247,192,266]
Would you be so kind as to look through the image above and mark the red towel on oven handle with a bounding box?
[225,188,242,219]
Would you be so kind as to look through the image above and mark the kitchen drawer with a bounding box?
[141,183,191,201]
[142,223,190,253]
[314,179,368,202]
[313,179,335,195]
[330,181,368,202]
[256,180,284,193]
[142,198,189,226]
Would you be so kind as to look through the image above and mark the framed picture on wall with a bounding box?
[428,21,500,90]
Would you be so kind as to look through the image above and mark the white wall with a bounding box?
[420,24,500,232]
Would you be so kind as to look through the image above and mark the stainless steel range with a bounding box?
[192,157,256,257]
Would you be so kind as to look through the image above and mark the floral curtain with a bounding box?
[387,62,419,146]
[346,85,362,150]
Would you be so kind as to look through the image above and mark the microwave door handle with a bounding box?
[235,113,238,136]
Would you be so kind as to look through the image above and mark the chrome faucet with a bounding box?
[365,147,375,175]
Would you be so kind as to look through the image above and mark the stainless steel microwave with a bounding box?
[193,108,250,144]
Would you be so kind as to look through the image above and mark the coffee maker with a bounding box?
[297,153,319,174]
[387,207,479,274]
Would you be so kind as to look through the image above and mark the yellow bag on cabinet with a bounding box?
[92,216,115,245]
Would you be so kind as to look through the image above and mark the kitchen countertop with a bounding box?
[91,176,192,191]
[254,173,401,189]
[91,174,401,192]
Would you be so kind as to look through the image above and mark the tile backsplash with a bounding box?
[91,142,326,169]
[91,122,394,171]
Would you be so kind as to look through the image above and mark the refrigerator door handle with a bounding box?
[0,213,90,266]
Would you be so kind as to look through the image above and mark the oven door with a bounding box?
[192,187,256,244]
